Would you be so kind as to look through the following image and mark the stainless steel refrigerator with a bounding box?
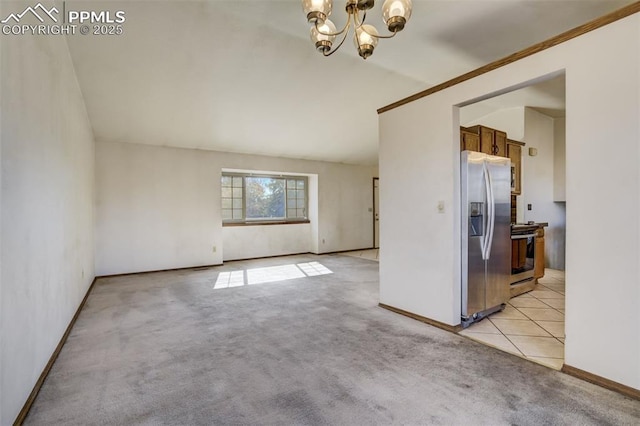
[461,151,511,327]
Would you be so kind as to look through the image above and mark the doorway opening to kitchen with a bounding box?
[457,72,567,370]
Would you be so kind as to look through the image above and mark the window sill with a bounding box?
[223,220,311,227]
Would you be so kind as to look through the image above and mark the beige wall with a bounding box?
[0,13,95,424]
[95,141,376,276]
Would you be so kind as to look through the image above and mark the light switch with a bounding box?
[437,200,445,213]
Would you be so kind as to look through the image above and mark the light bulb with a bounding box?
[354,25,379,59]
[310,19,337,53]
[382,0,412,32]
[302,0,332,24]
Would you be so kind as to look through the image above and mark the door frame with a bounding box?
[373,177,379,249]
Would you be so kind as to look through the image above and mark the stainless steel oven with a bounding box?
[511,225,536,283]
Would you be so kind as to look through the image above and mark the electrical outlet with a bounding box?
[212,245,217,253]
[437,200,445,213]
[527,204,532,211]
[322,239,325,244]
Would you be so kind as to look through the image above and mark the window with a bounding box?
[222,173,308,224]
[221,175,243,220]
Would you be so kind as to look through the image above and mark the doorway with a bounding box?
[457,74,567,370]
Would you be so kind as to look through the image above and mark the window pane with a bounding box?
[223,173,306,223]
[245,177,285,219]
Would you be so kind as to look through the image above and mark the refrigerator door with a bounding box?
[461,151,511,321]
[461,151,488,318]
[484,156,512,309]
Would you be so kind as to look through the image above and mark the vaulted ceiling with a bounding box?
[65,1,633,165]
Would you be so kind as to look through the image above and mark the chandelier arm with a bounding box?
[323,23,351,57]
[352,11,363,51]
[314,12,352,37]
[361,27,399,39]
[354,9,366,28]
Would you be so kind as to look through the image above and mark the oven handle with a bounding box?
[511,233,537,240]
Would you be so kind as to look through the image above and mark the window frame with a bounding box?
[221,172,310,226]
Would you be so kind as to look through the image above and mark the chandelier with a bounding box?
[302,0,413,59]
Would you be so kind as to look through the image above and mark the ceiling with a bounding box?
[64,1,634,165]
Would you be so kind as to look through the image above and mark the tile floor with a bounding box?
[459,269,566,370]
[342,250,565,370]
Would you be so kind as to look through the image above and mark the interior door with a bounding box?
[373,178,380,248]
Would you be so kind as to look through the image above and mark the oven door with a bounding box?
[511,233,536,283]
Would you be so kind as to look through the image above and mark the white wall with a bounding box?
[379,14,640,389]
[554,117,567,202]
[522,108,566,270]
[95,142,220,275]
[0,21,3,424]
[95,141,375,276]
[0,13,95,425]
[379,96,460,323]
[461,106,526,141]
[223,224,312,261]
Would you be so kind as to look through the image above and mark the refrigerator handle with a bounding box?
[485,165,496,260]
[481,164,491,260]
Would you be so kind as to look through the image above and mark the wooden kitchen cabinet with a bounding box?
[507,140,524,195]
[466,125,507,157]
[460,129,480,152]
[460,127,523,195]
[494,130,507,157]
[534,227,545,280]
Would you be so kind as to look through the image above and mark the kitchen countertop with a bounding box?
[512,222,548,227]
[511,222,547,234]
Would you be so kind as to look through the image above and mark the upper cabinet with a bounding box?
[460,126,524,196]
[466,125,507,157]
[460,129,480,152]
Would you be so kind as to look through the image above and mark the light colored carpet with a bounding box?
[26,254,640,425]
